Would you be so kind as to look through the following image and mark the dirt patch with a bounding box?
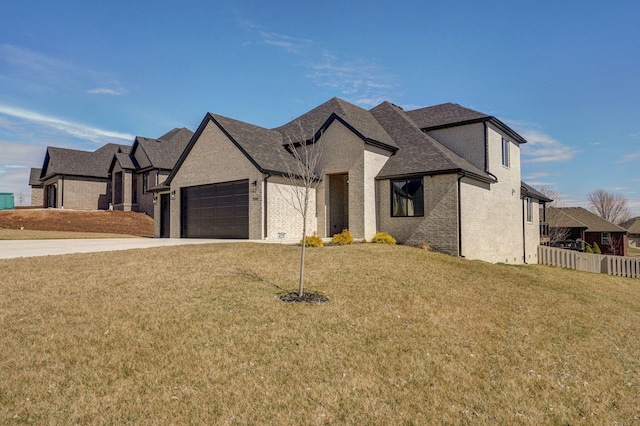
[279,292,329,303]
[0,209,154,237]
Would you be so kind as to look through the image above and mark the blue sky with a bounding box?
[1,0,639,214]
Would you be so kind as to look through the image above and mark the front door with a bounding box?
[329,173,349,235]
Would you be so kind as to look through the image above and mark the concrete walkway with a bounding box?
[0,237,295,260]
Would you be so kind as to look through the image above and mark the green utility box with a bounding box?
[0,193,15,210]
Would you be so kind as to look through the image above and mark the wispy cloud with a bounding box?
[87,88,128,96]
[0,44,128,96]
[516,128,578,163]
[244,23,395,108]
[0,104,133,143]
[630,131,640,138]
[619,151,640,163]
[522,171,551,180]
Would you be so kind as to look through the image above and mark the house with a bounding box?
[30,128,192,217]
[154,97,545,264]
[38,143,129,210]
[29,168,43,206]
[109,128,193,217]
[547,207,628,256]
[620,217,640,248]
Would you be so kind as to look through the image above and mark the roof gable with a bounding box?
[41,143,126,180]
[370,102,494,181]
[406,103,527,145]
[548,207,628,233]
[275,97,398,151]
[620,216,640,234]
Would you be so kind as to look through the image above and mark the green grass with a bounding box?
[628,246,640,257]
[1,243,639,424]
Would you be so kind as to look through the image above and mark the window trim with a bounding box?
[502,138,510,168]
[390,177,424,218]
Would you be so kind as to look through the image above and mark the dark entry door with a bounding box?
[181,180,249,239]
[160,193,171,238]
[329,173,349,234]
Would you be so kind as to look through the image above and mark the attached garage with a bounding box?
[181,180,249,238]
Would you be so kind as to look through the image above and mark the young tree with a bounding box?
[588,188,632,225]
[278,127,324,298]
[535,185,571,244]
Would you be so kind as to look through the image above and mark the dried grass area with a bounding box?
[0,209,153,237]
[1,243,639,424]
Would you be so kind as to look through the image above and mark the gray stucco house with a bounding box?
[155,98,547,264]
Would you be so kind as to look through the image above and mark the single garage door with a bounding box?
[181,180,249,238]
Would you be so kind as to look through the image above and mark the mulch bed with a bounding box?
[279,292,329,303]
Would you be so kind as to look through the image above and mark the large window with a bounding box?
[114,171,123,204]
[525,197,533,223]
[502,138,510,167]
[391,178,424,217]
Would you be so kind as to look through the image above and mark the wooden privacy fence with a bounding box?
[538,246,640,278]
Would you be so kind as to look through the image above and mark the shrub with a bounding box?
[331,229,354,245]
[303,233,324,247]
[592,242,601,254]
[585,244,594,253]
[371,232,397,245]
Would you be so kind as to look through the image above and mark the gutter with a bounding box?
[263,172,271,239]
[457,173,464,258]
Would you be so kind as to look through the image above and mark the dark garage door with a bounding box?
[181,180,249,239]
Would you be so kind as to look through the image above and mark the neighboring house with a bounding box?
[620,217,640,248]
[547,207,628,256]
[155,97,544,264]
[29,168,43,207]
[39,144,129,210]
[109,128,193,217]
[521,182,553,245]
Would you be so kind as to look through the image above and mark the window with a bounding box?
[525,197,533,223]
[114,172,123,204]
[391,178,424,217]
[132,174,138,204]
[502,138,510,167]
[601,232,611,245]
[143,172,149,193]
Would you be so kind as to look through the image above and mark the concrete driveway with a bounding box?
[0,238,269,260]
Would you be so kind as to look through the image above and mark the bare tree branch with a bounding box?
[276,123,325,297]
[535,185,571,244]
[588,188,632,225]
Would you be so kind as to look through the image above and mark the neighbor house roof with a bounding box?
[370,101,494,182]
[620,217,640,234]
[29,168,43,186]
[521,182,553,202]
[406,103,527,145]
[275,97,398,151]
[40,143,128,180]
[548,207,628,233]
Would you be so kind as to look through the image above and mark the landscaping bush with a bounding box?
[371,232,397,245]
[593,242,602,254]
[331,229,354,245]
[585,244,594,253]
[303,233,324,247]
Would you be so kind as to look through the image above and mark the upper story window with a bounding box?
[502,138,510,168]
[142,172,149,193]
[525,197,533,223]
[391,178,424,217]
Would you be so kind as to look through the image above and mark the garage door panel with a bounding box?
[181,180,249,239]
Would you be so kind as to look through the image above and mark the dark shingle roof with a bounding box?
[210,114,307,175]
[29,168,43,186]
[406,103,490,129]
[406,102,527,144]
[133,128,194,171]
[114,152,137,170]
[275,97,398,151]
[370,102,494,181]
[548,207,628,233]
[521,182,553,202]
[620,217,640,234]
[41,143,128,179]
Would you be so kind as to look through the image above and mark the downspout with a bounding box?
[61,175,64,209]
[522,196,527,264]
[263,172,271,239]
[457,173,464,257]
